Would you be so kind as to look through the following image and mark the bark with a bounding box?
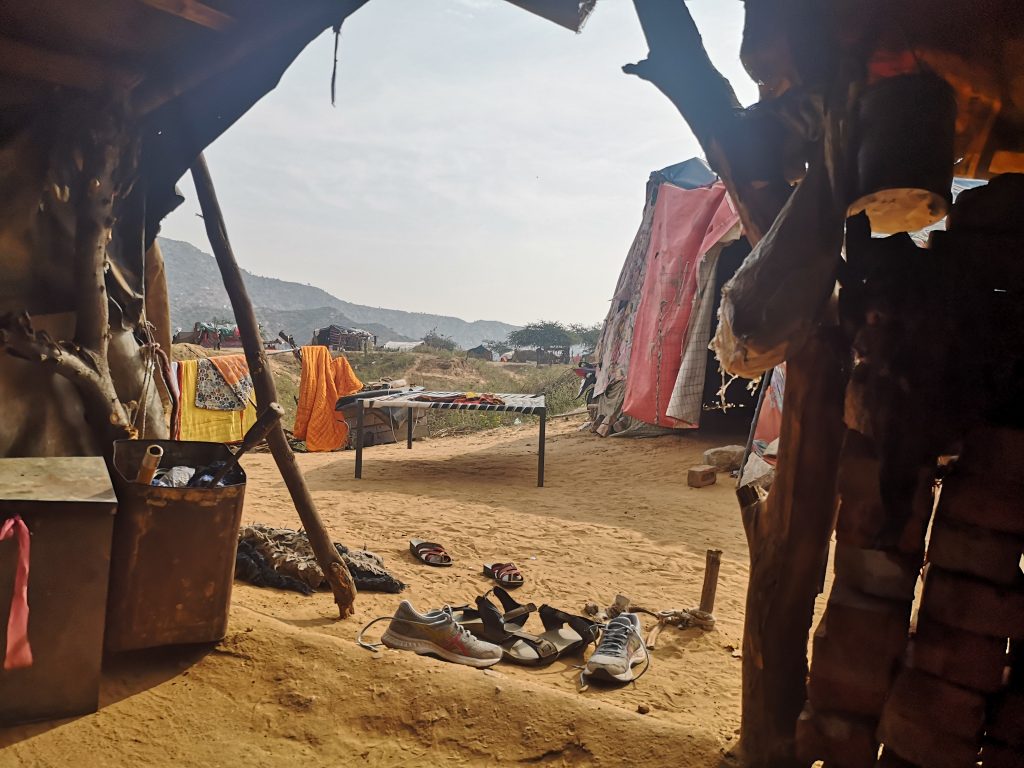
[189,153,357,618]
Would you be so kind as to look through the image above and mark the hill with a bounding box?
[159,237,519,347]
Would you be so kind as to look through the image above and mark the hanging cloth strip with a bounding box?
[293,346,363,451]
[0,515,32,670]
[195,355,253,411]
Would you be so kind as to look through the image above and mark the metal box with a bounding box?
[0,457,116,725]
[105,440,246,652]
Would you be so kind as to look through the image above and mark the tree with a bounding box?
[507,321,573,351]
[483,338,512,355]
[420,327,458,352]
[568,323,602,354]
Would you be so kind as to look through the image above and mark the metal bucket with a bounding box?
[848,73,957,234]
[105,440,245,652]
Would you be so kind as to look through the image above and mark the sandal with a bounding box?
[410,538,453,567]
[449,588,536,637]
[483,562,524,588]
[475,594,598,667]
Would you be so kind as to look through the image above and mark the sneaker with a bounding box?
[380,600,503,668]
[583,613,647,682]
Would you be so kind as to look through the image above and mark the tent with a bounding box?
[591,159,757,437]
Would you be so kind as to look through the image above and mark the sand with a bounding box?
[1,417,755,767]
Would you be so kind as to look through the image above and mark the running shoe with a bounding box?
[583,612,647,682]
[380,600,503,668]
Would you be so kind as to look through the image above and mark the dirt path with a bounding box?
[1,418,755,767]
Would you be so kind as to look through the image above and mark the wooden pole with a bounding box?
[190,153,357,618]
[626,5,844,764]
[699,549,723,614]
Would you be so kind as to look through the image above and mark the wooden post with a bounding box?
[190,153,357,618]
[626,5,844,765]
[699,549,723,614]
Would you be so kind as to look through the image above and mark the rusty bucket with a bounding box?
[105,440,246,652]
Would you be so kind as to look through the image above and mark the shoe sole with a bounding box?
[583,647,647,683]
[381,629,501,668]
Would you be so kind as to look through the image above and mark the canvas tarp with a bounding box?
[621,182,740,427]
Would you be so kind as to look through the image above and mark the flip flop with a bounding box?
[409,538,453,567]
[483,562,524,588]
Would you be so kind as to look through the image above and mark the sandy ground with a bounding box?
[1,418,755,767]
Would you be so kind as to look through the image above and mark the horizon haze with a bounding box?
[160,0,753,327]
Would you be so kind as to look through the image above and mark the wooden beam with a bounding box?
[0,36,140,91]
[136,0,369,114]
[137,0,234,31]
[190,153,358,619]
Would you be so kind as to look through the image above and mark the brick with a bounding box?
[920,567,1024,639]
[908,618,1008,693]
[687,465,716,488]
[980,740,1024,768]
[794,703,879,768]
[927,516,1024,585]
[940,474,1024,535]
[833,542,920,601]
[988,692,1024,748]
[878,706,980,768]
[884,668,986,742]
[808,597,910,716]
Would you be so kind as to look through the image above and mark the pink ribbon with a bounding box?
[0,516,32,670]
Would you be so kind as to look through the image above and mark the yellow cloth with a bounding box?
[293,346,363,452]
[178,358,257,443]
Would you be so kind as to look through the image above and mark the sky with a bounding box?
[161,0,756,327]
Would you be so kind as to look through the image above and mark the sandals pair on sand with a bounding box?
[451,586,599,667]
[409,538,524,588]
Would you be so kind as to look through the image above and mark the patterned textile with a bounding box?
[238,523,405,593]
[365,391,544,414]
[666,224,741,426]
[177,359,257,443]
[195,356,253,411]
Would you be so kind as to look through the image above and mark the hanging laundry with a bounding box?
[1,515,32,670]
[293,346,362,452]
[176,358,257,443]
[195,355,254,410]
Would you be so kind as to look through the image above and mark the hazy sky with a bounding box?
[162,0,755,327]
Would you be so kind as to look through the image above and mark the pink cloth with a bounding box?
[622,182,740,426]
[1,516,32,670]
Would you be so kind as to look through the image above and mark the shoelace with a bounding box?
[578,619,651,690]
[356,604,472,652]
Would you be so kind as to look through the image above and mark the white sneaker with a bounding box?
[584,613,647,682]
[380,600,503,668]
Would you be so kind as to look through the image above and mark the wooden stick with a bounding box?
[190,154,357,618]
[699,549,723,614]
[137,0,234,31]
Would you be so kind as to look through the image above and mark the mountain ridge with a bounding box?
[160,237,519,348]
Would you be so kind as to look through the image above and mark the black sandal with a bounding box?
[476,594,598,667]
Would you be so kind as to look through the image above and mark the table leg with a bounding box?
[355,400,364,479]
[407,407,414,449]
[537,408,546,487]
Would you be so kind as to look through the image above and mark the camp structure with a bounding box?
[0,0,597,671]
[173,321,245,349]
[466,344,495,361]
[591,158,756,437]
[625,2,1024,766]
[312,324,375,352]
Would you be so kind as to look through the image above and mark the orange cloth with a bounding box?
[293,346,363,452]
[209,353,250,390]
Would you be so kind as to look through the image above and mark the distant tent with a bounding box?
[591,159,757,437]
[467,345,495,361]
[312,324,374,352]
